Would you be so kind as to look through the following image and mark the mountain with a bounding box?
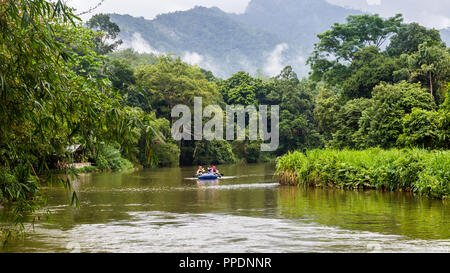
[110,7,283,78]
[108,0,370,78]
[231,0,361,48]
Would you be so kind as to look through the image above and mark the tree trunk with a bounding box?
[429,72,433,98]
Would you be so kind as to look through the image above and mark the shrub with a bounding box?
[398,108,449,149]
[276,149,449,199]
[152,142,181,167]
[95,146,134,171]
[193,140,236,165]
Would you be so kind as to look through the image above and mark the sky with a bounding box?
[327,0,450,29]
[68,0,450,29]
[68,0,250,19]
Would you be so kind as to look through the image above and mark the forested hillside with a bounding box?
[109,7,282,77]
[109,0,362,77]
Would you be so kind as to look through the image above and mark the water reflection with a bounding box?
[277,186,450,240]
[197,179,220,187]
[196,180,220,207]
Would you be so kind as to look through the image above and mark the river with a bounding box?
[2,163,449,252]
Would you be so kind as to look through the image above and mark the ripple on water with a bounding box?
[12,211,450,253]
[73,183,280,194]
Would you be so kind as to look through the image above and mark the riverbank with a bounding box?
[275,149,449,199]
[73,163,138,175]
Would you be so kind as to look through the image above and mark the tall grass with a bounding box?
[276,148,449,199]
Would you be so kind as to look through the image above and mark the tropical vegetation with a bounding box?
[276,149,449,199]
[0,0,449,242]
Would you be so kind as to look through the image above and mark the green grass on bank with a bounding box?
[276,149,449,199]
[70,146,135,174]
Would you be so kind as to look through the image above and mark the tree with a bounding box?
[106,59,136,93]
[200,68,220,82]
[150,143,181,167]
[0,0,162,240]
[192,140,236,165]
[226,82,258,106]
[398,108,449,149]
[104,58,149,111]
[314,86,341,140]
[0,0,97,238]
[386,23,442,56]
[329,98,372,149]
[356,82,435,148]
[443,83,450,111]
[232,140,265,163]
[341,46,397,99]
[135,56,220,120]
[268,67,322,153]
[398,83,450,149]
[108,48,157,68]
[408,42,450,101]
[308,14,403,84]
[266,66,301,107]
[86,13,123,54]
[217,71,265,106]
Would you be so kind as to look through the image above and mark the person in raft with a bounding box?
[196,166,205,176]
[212,166,221,177]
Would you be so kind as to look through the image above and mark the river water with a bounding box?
[2,163,449,253]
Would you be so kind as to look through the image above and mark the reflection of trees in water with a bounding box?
[196,180,219,206]
[218,163,275,180]
[45,164,279,229]
[277,186,450,240]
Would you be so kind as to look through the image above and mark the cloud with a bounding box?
[182,51,203,65]
[416,12,450,30]
[238,55,257,74]
[181,51,224,76]
[264,43,289,77]
[296,47,306,65]
[366,0,381,5]
[119,32,160,54]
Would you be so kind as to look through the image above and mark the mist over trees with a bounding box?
[107,0,366,78]
[107,0,450,79]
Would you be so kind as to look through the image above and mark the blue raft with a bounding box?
[197,174,219,180]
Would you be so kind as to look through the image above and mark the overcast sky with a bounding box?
[68,0,450,29]
[328,0,450,29]
[68,0,250,19]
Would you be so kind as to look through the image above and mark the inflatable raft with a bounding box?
[197,174,219,180]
